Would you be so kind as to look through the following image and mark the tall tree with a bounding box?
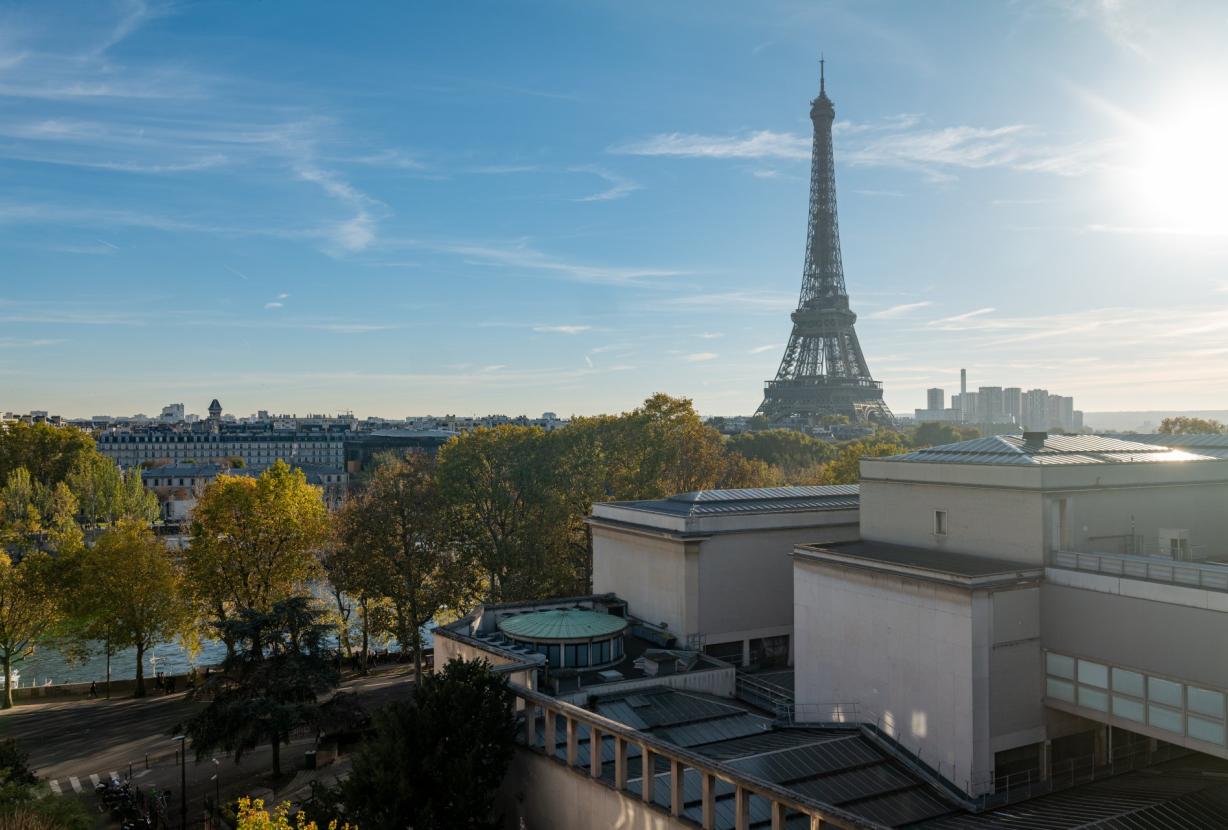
[73,520,190,697]
[182,461,328,655]
[65,453,122,528]
[821,440,907,485]
[337,453,477,684]
[338,657,515,830]
[117,466,160,523]
[183,597,342,777]
[0,552,61,708]
[1158,416,1225,435]
[0,423,95,489]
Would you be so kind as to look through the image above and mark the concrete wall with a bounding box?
[591,527,695,637]
[697,524,857,645]
[555,665,736,705]
[1059,483,1228,556]
[1041,583,1228,690]
[988,587,1045,752]
[434,634,537,691]
[794,557,980,790]
[498,747,688,830]
[859,480,1045,564]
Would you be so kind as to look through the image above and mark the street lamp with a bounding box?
[211,758,220,811]
[172,735,187,830]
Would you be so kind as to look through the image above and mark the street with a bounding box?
[0,668,416,824]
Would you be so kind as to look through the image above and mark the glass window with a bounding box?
[574,643,588,668]
[1188,687,1225,720]
[546,644,560,666]
[1046,677,1075,703]
[1112,695,1145,722]
[596,639,610,664]
[934,510,947,535]
[564,644,577,667]
[1077,659,1108,689]
[1046,652,1075,680]
[612,637,623,659]
[1148,704,1183,734]
[1112,668,1145,698]
[1188,715,1226,746]
[1078,686,1108,712]
[1149,676,1183,708]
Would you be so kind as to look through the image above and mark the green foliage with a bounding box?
[0,424,95,491]
[65,520,190,696]
[337,453,477,683]
[727,429,835,482]
[1158,416,1225,435]
[182,461,328,652]
[65,453,122,528]
[0,552,62,708]
[910,422,979,448]
[821,440,908,485]
[183,597,343,777]
[337,657,515,830]
[0,739,92,830]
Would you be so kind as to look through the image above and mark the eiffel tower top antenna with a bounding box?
[820,54,825,95]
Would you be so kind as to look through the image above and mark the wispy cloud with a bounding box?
[264,302,283,309]
[533,325,592,334]
[749,344,780,354]
[696,332,724,339]
[403,238,686,286]
[928,308,996,327]
[866,301,933,319]
[612,130,808,160]
[571,167,641,202]
[684,352,719,362]
[0,337,64,348]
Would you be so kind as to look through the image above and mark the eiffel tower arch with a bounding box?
[757,62,893,426]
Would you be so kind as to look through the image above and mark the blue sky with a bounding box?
[2,1,1227,418]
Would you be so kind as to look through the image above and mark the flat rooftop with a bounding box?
[796,540,1042,586]
[882,434,1215,466]
[602,485,860,518]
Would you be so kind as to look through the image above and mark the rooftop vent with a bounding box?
[595,669,624,683]
[1023,431,1048,447]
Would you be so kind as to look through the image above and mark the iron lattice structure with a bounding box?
[756,64,893,425]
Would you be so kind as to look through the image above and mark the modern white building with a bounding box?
[588,486,860,669]
[793,432,1228,797]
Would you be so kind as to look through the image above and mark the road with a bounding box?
[0,668,416,823]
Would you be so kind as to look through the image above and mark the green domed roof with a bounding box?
[498,609,627,641]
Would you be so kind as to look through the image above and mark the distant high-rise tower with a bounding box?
[756,61,892,425]
[927,388,945,411]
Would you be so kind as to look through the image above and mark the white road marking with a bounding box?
[135,769,152,779]
[48,779,62,795]
[89,774,100,788]
[69,776,82,793]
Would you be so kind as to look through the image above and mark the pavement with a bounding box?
[0,666,416,823]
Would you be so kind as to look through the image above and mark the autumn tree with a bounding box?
[821,440,907,485]
[1158,417,1225,435]
[0,552,61,708]
[339,453,477,682]
[182,461,328,656]
[0,423,95,489]
[65,453,122,528]
[727,428,835,482]
[71,520,190,696]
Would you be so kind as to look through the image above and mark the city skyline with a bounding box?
[3,1,1228,418]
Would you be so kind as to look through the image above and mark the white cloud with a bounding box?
[866,301,933,319]
[749,344,780,354]
[928,308,996,327]
[533,325,592,334]
[264,302,283,309]
[685,352,719,362]
[696,332,724,339]
[571,167,641,202]
[405,238,686,286]
[612,130,808,160]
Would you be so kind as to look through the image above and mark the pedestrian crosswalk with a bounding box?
[46,769,130,797]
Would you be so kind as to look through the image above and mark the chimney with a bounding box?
[1023,431,1048,447]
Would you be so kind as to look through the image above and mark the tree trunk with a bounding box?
[412,623,424,686]
[2,653,12,710]
[270,733,281,777]
[134,643,146,697]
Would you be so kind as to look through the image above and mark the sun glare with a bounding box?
[1130,95,1228,235]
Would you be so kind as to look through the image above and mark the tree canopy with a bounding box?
[1158,416,1225,435]
[0,551,62,708]
[0,423,95,489]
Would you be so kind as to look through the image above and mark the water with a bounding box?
[15,624,436,688]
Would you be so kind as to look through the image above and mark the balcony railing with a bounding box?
[509,682,884,830]
[1051,549,1228,592]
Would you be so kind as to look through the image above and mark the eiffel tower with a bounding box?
[757,61,893,425]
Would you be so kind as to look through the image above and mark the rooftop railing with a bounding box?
[1051,549,1228,592]
[509,682,885,830]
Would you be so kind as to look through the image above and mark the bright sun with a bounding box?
[1130,96,1228,235]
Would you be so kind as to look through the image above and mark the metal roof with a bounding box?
[497,608,627,641]
[800,540,1040,579]
[881,434,1216,466]
[1111,432,1228,459]
[607,484,860,518]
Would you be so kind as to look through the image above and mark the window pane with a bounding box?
[1112,695,1145,722]
[1078,686,1109,712]
[564,644,577,667]
[1046,677,1075,703]
[1078,660,1108,689]
[1149,676,1183,708]
[1149,704,1183,734]
[1188,715,1226,746]
[574,644,588,668]
[1188,687,1225,719]
[547,644,560,666]
[1112,668,1145,698]
[1046,653,1075,680]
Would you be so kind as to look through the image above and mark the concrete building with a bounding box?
[588,486,860,668]
[793,432,1228,798]
[976,387,1003,424]
[927,388,945,411]
[1003,388,1022,426]
[1021,389,1049,431]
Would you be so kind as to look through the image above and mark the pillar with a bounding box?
[735,785,750,830]
[670,759,684,817]
[543,708,556,758]
[702,773,715,830]
[614,737,628,790]
[590,727,603,778]
[566,717,578,767]
[523,701,536,747]
[771,801,787,830]
[641,744,654,803]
